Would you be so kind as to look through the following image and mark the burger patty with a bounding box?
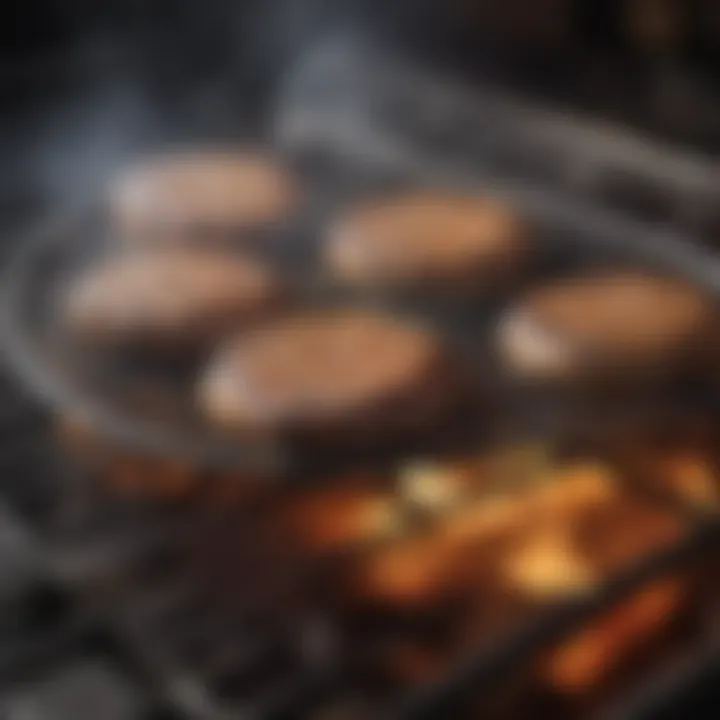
[325,192,529,291]
[496,270,715,383]
[110,149,297,243]
[199,311,463,446]
[63,249,284,352]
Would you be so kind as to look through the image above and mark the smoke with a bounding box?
[29,82,158,210]
[0,0,428,218]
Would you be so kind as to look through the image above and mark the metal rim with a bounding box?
[0,204,288,474]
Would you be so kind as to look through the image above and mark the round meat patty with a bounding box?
[110,149,297,243]
[63,250,284,352]
[326,192,528,291]
[199,312,462,446]
[496,271,715,384]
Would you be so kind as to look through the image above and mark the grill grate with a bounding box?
[2,36,720,720]
[1,345,720,717]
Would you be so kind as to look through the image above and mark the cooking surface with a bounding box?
[2,35,720,720]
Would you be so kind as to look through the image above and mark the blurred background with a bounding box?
[1,0,720,223]
[3,0,720,144]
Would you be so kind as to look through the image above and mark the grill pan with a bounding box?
[2,36,720,720]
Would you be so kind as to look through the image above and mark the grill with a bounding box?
[2,34,720,720]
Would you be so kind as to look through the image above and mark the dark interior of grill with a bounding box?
[3,2,720,719]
